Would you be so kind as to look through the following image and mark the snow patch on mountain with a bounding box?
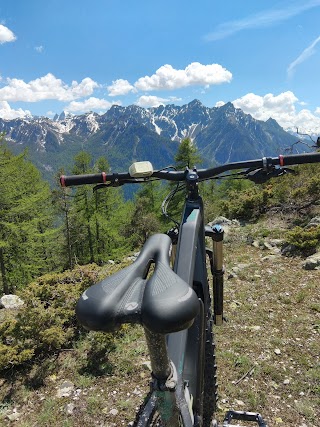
[85,112,100,133]
[151,117,162,135]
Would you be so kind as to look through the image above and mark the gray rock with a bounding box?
[228,263,250,278]
[66,403,75,415]
[252,240,261,249]
[262,241,274,250]
[302,253,320,270]
[7,411,22,422]
[267,239,285,247]
[281,243,298,257]
[126,252,140,262]
[57,380,74,398]
[0,294,24,309]
[305,216,320,228]
[210,216,240,227]
[141,360,152,371]
[261,255,277,261]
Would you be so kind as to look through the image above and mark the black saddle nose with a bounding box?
[76,234,199,334]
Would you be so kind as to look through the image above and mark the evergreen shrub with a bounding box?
[285,225,320,255]
[0,265,117,371]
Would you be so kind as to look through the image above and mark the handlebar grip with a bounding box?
[60,172,107,187]
[280,152,320,166]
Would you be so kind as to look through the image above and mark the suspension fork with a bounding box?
[206,224,225,326]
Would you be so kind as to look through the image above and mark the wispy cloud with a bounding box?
[287,35,320,78]
[204,0,320,41]
[35,45,44,53]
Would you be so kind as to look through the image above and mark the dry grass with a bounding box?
[0,219,319,427]
[215,233,319,427]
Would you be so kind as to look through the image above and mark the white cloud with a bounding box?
[204,0,320,41]
[229,91,320,135]
[136,95,169,108]
[315,107,320,115]
[134,62,232,91]
[215,101,226,108]
[0,101,31,119]
[35,45,44,53]
[107,79,136,96]
[287,35,320,78]
[233,92,298,117]
[69,77,99,99]
[65,97,120,113]
[0,24,16,44]
[0,73,98,102]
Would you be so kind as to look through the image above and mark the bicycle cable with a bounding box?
[161,182,186,227]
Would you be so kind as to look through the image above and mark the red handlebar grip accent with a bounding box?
[279,155,284,166]
[60,175,66,187]
[102,172,107,183]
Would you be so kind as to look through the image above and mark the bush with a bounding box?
[0,265,101,370]
[285,225,320,255]
[220,187,270,220]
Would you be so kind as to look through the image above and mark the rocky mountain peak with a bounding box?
[1,99,305,183]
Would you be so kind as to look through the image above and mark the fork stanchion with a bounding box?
[212,224,224,326]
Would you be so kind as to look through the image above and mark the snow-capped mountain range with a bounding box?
[0,99,302,179]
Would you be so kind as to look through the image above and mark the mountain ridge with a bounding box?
[0,99,303,180]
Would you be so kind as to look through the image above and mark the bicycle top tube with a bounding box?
[60,151,320,187]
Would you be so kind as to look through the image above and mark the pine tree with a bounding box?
[0,139,56,292]
[92,156,131,261]
[52,169,74,269]
[124,176,173,247]
[66,152,131,264]
[166,138,203,222]
[70,151,95,263]
[174,137,202,170]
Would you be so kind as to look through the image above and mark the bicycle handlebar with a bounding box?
[60,152,320,187]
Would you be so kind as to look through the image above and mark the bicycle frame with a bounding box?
[135,173,214,427]
[61,153,320,427]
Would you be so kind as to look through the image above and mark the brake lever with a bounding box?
[93,183,112,192]
[93,178,149,191]
[246,167,296,184]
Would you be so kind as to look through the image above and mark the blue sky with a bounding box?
[1,0,320,134]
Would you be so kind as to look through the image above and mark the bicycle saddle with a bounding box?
[76,233,199,334]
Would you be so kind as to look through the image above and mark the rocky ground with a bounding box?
[0,218,319,427]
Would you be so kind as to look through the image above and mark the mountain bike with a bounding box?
[60,151,320,427]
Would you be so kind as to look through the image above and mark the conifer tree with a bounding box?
[0,138,56,292]
[92,156,130,260]
[174,137,202,170]
[53,169,74,269]
[67,152,130,263]
[127,182,164,246]
[70,151,95,263]
[167,138,203,222]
